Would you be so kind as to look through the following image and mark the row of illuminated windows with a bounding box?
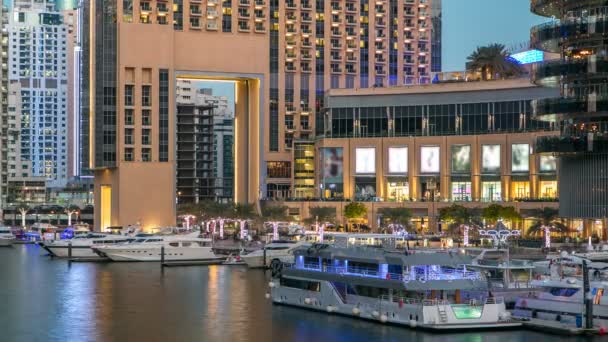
[319,145,556,179]
[320,178,558,202]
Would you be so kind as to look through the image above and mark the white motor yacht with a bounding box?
[513,277,608,328]
[92,233,222,262]
[241,240,307,268]
[0,226,14,247]
[41,232,139,259]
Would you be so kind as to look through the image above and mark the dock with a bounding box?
[161,259,225,267]
[519,318,600,336]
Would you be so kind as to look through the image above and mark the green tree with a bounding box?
[481,204,521,226]
[527,207,569,237]
[438,204,481,237]
[344,202,367,231]
[260,203,289,222]
[378,207,412,232]
[467,43,524,81]
[304,206,337,226]
[234,203,257,220]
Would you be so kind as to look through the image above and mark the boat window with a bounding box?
[0,229,11,234]
[549,287,579,297]
[182,242,191,247]
[169,242,179,247]
[266,246,289,250]
[347,285,389,298]
[280,277,320,292]
[145,239,163,243]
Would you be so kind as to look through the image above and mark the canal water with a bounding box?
[0,245,602,342]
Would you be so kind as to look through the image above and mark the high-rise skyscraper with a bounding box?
[85,0,439,230]
[531,1,608,233]
[5,1,68,191]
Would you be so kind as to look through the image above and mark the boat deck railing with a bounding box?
[285,263,482,282]
[377,295,504,306]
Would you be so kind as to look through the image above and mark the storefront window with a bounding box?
[451,182,472,201]
[387,181,409,202]
[355,177,377,201]
[481,181,501,202]
[539,181,557,198]
[511,181,530,200]
[421,178,440,201]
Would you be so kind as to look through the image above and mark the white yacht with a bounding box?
[269,244,519,330]
[533,251,608,279]
[92,234,222,262]
[41,232,139,259]
[0,226,14,247]
[241,240,307,268]
[513,277,608,328]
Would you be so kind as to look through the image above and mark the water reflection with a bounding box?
[0,245,603,342]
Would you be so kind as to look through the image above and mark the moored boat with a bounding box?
[0,226,14,247]
[268,244,520,330]
[92,233,222,262]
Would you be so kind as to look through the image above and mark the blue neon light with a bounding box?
[510,50,544,65]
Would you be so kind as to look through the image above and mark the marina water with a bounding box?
[0,245,601,342]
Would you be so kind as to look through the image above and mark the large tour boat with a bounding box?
[268,244,520,330]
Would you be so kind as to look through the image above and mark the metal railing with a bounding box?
[286,263,482,282]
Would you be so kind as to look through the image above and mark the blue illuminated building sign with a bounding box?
[510,50,544,64]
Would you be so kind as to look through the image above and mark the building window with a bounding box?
[123,0,133,22]
[125,84,134,106]
[511,181,530,200]
[142,128,151,145]
[539,181,557,198]
[142,148,151,162]
[142,109,151,126]
[124,128,134,145]
[125,147,134,161]
[451,181,472,201]
[159,69,169,162]
[267,162,291,178]
[125,108,134,125]
[142,85,151,106]
[481,181,502,202]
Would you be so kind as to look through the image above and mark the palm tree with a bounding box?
[527,208,569,246]
[377,207,412,233]
[467,43,524,80]
[438,205,481,242]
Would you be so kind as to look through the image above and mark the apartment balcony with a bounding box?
[375,57,386,64]
[346,18,356,26]
[376,20,386,27]
[404,58,414,65]
[254,0,265,8]
[190,20,202,29]
[301,65,312,73]
[285,64,297,72]
[301,40,312,48]
[286,106,296,114]
[255,24,266,33]
[375,68,386,75]
[157,4,169,13]
[301,15,312,23]
[300,124,312,131]
[346,54,357,62]
[301,1,312,10]
[331,67,342,74]
[301,53,312,60]
[286,27,297,34]
[331,54,342,62]
[190,8,202,16]
[207,21,219,30]
[239,0,250,6]
[331,42,342,49]
[238,22,251,32]
[140,2,152,13]
[238,10,251,19]
[331,4,342,13]
[345,4,356,13]
[286,13,297,22]
[331,30,342,38]
[346,65,357,74]
[207,9,219,17]
[286,1,297,10]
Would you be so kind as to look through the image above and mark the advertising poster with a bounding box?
[355,147,376,174]
[540,155,557,172]
[451,145,471,173]
[482,145,501,173]
[420,146,440,173]
[321,147,344,184]
[388,147,408,174]
[511,144,530,172]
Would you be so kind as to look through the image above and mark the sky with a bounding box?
[194,80,236,108]
[442,0,547,71]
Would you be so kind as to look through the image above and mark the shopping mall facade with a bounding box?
[279,78,605,238]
